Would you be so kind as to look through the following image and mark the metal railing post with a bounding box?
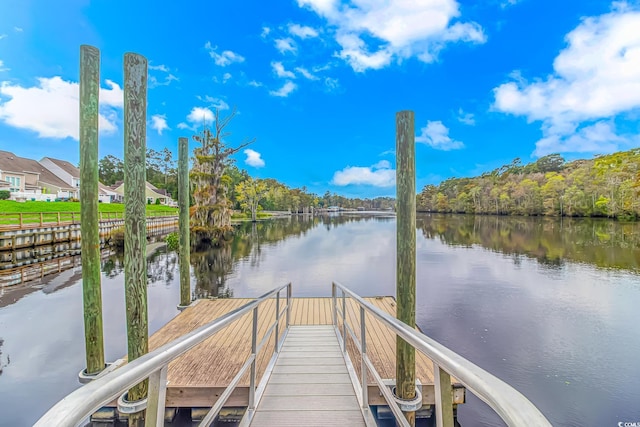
[286,283,291,328]
[144,365,167,427]
[332,282,337,326]
[275,292,280,353]
[434,363,454,427]
[342,290,347,353]
[360,306,368,410]
[249,307,258,410]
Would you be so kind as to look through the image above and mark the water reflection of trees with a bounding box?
[102,248,177,286]
[190,214,394,298]
[417,214,640,271]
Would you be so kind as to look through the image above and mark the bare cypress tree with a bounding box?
[190,108,254,247]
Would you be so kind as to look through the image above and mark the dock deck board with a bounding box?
[250,325,366,426]
[140,297,463,408]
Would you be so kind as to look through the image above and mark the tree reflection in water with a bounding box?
[417,213,640,271]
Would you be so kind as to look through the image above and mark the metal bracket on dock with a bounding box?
[78,359,125,384]
[391,385,423,412]
[117,392,148,414]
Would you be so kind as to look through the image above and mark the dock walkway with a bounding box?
[249,325,367,426]
[141,297,464,411]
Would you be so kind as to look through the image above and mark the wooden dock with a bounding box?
[250,325,369,426]
[138,297,464,412]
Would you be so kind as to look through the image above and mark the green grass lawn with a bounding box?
[0,200,177,225]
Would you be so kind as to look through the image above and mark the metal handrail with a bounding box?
[331,281,552,427]
[35,283,292,427]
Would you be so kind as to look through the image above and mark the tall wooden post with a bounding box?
[178,137,191,307]
[79,44,105,376]
[124,52,149,426]
[396,111,416,426]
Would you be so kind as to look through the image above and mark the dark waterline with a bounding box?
[0,214,639,426]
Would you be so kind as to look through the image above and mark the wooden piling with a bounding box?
[178,137,190,307]
[123,52,149,426]
[395,110,416,426]
[79,44,105,375]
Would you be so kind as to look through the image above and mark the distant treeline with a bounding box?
[98,152,395,212]
[418,149,640,220]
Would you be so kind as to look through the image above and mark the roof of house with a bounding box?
[0,151,74,190]
[42,157,80,178]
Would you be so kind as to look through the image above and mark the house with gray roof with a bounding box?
[0,151,76,201]
[40,157,120,203]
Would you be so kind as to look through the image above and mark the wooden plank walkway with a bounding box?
[250,325,367,426]
[139,297,464,409]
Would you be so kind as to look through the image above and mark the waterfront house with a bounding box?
[109,181,176,206]
[40,157,120,203]
[0,151,76,201]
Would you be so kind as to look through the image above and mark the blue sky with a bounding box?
[0,0,639,198]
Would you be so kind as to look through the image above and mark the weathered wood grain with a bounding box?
[123,52,149,423]
[178,137,190,306]
[79,44,105,375]
[396,110,417,425]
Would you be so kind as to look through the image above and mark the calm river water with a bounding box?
[1,213,639,426]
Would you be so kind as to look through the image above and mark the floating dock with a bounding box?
[107,297,464,421]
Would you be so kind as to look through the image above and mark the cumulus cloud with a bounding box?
[296,0,486,71]
[248,80,264,87]
[492,4,640,156]
[244,149,265,167]
[332,160,395,187]
[0,76,122,139]
[178,107,215,130]
[261,27,271,38]
[288,23,319,38]
[416,120,464,150]
[269,81,297,97]
[150,114,169,135]
[271,61,296,79]
[204,42,245,66]
[275,38,297,54]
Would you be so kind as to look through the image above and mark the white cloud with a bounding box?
[534,121,624,157]
[493,4,640,156]
[288,23,319,38]
[275,38,297,54]
[271,61,296,79]
[261,27,271,38]
[223,72,232,83]
[457,108,475,125]
[0,76,122,139]
[295,66,319,80]
[204,42,245,66]
[148,63,178,88]
[0,34,7,40]
[244,149,265,167]
[184,107,215,129]
[416,120,464,150]
[0,60,8,72]
[269,81,297,97]
[14,27,23,32]
[332,160,395,187]
[197,95,230,110]
[150,114,169,135]
[296,0,486,71]
[248,80,264,87]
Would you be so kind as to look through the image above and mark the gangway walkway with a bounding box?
[249,325,368,426]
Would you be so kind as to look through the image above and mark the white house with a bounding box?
[40,157,119,203]
[0,151,76,201]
